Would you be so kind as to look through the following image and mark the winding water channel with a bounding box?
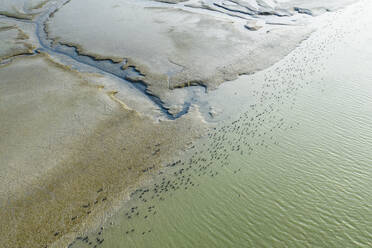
[28,0,194,120]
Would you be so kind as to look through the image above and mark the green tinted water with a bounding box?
[69,1,372,247]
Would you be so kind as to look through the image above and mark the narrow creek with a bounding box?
[28,0,193,120]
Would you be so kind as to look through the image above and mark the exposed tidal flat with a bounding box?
[0,0,370,247]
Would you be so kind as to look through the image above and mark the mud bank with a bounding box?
[45,0,358,117]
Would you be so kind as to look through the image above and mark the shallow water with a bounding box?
[68,1,372,247]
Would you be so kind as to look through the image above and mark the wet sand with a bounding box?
[0,21,34,61]
[0,0,50,19]
[45,0,358,117]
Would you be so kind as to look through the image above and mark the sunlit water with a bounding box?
[69,1,372,247]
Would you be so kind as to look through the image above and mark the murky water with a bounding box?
[68,1,372,248]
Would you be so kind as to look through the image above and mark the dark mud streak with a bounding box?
[33,0,191,120]
[0,52,38,66]
[0,12,34,20]
[171,80,208,93]
[0,14,39,64]
[0,13,35,25]
[213,3,256,16]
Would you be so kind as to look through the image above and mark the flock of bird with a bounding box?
[66,8,356,248]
